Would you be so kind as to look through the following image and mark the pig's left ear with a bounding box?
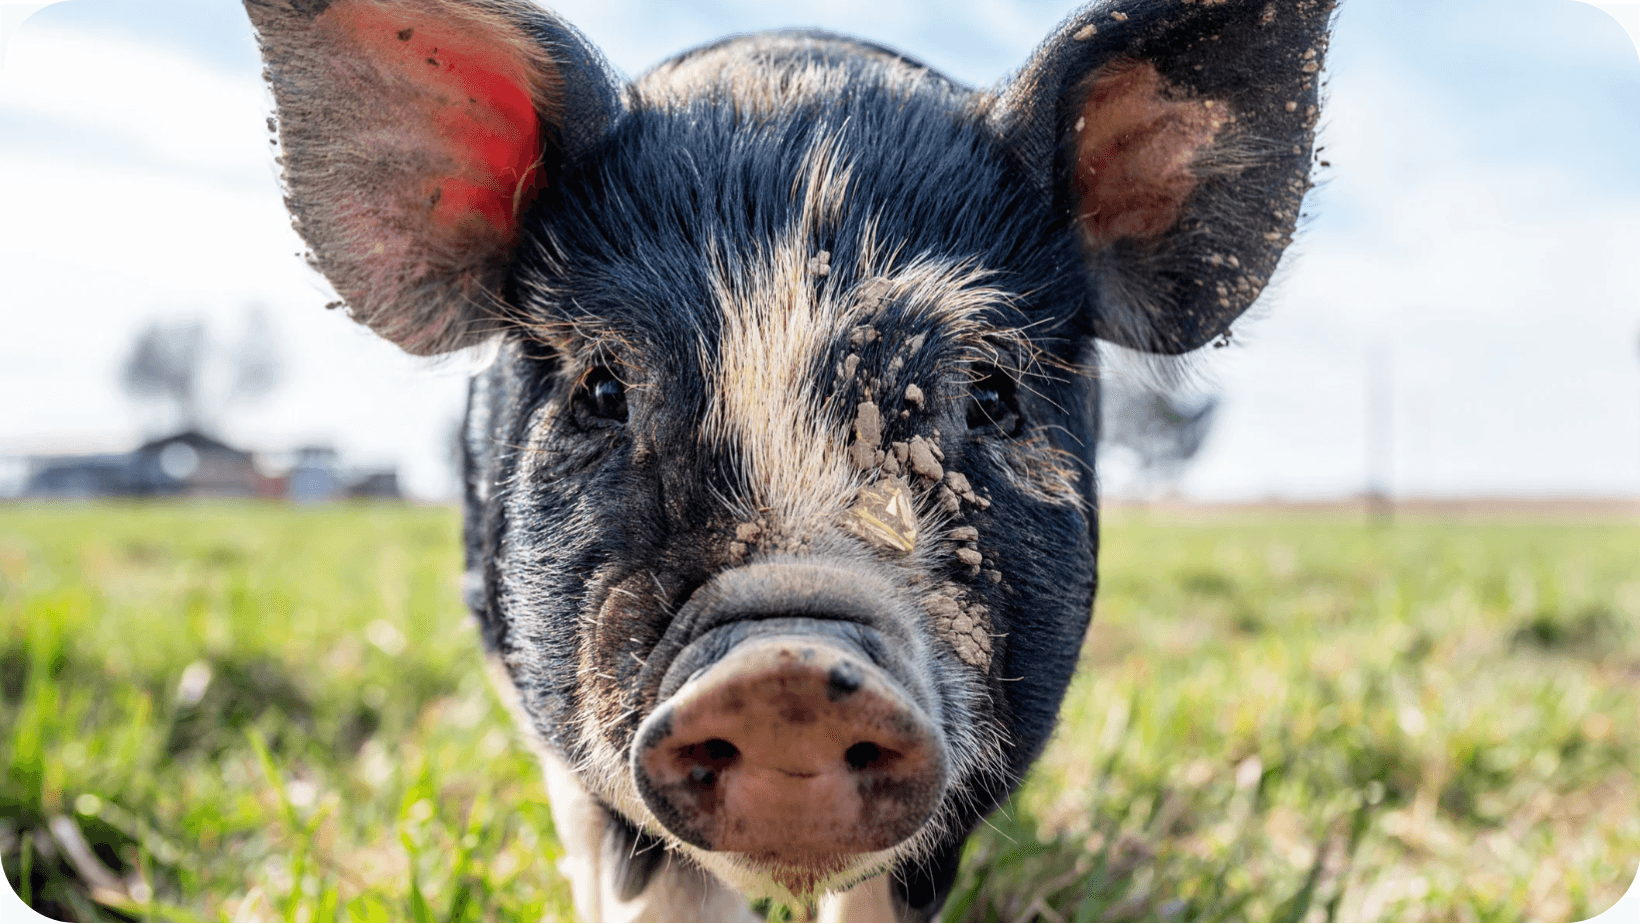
[246,0,619,355]
[994,0,1337,354]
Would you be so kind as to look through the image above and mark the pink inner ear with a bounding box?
[320,1,543,240]
[1072,61,1227,250]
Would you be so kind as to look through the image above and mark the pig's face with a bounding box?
[479,63,1099,894]
[248,0,1334,914]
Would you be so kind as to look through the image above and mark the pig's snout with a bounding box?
[632,636,948,861]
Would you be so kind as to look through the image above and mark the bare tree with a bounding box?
[1100,376,1220,496]
[122,318,208,430]
[121,307,283,434]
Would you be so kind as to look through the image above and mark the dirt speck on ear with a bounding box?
[949,526,978,542]
[735,522,762,542]
[955,548,983,568]
[904,383,924,407]
[849,325,880,347]
[843,353,861,380]
[938,486,961,514]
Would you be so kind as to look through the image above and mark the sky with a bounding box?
[1,0,1638,502]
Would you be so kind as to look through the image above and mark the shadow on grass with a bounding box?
[164,655,314,758]
[1510,606,1627,660]
[3,813,161,923]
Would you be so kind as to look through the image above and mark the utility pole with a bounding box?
[1366,346,1394,525]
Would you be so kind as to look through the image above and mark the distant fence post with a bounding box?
[1366,347,1394,526]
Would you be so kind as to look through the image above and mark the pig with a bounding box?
[244,0,1335,919]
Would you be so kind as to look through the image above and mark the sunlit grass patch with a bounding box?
[1,504,571,922]
[951,515,1640,922]
[2,505,1636,921]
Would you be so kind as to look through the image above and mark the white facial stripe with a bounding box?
[702,133,1022,538]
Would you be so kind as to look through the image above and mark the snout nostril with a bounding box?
[827,662,864,700]
[845,741,896,771]
[676,738,740,786]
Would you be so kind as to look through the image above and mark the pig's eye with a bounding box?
[966,367,1023,436]
[575,367,629,425]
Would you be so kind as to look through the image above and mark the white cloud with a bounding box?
[0,25,267,178]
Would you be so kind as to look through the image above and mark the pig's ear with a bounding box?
[246,0,619,355]
[994,0,1336,355]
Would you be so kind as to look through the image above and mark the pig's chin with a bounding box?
[675,840,906,904]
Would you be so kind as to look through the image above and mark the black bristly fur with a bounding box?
[473,34,1101,912]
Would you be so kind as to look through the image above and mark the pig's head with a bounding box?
[248,0,1333,912]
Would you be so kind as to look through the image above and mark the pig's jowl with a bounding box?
[245,0,1335,919]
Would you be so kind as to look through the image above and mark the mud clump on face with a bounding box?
[849,400,884,471]
[925,593,993,670]
[844,474,918,554]
[855,276,892,311]
[944,471,985,508]
[907,435,943,482]
[855,401,882,445]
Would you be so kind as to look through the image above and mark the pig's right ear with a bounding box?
[246,0,619,355]
[994,0,1336,355]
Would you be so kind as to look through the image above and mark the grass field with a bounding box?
[1,504,1636,922]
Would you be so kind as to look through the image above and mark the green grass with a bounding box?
[2,504,1636,922]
